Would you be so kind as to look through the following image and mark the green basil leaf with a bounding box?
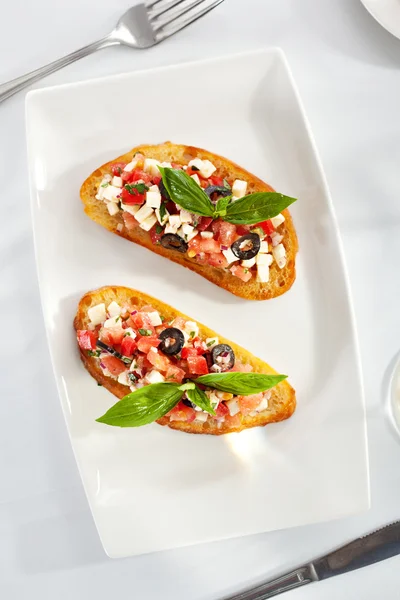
[159,201,167,221]
[214,195,232,217]
[224,192,296,225]
[186,385,216,416]
[194,372,287,395]
[158,166,215,217]
[96,383,184,427]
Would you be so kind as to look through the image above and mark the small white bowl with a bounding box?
[390,356,400,436]
[360,0,400,41]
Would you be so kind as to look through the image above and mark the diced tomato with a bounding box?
[195,252,207,265]
[186,166,200,176]
[100,355,127,376]
[100,327,125,346]
[198,238,221,254]
[181,347,199,359]
[165,365,186,383]
[149,224,162,245]
[122,211,139,230]
[217,221,237,246]
[77,330,97,350]
[121,186,145,205]
[170,316,186,330]
[259,220,275,235]
[225,413,242,428]
[236,225,250,235]
[111,163,126,176]
[215,402,229,418]
[140,304,156,313]
[120,335,137,357]
[187,355,209,375]
[171,162,183,170]
[121,170,134,183]
[152,175,162,185]
[197,216,213,231]
[131,312,155,334]
[229,360,253,373]
[238,393,264,415]
[168,401,196,422]
[230,265,252,282]
[132,170,151,184]
[210,175,224,186]
[147,347,171,372]
[199,178,208,188]
[137,336,160,353]
[207,253,229,268]
[211,219,222,236]
[166,200,178,213]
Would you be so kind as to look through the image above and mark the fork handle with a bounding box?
[0,36,118,104]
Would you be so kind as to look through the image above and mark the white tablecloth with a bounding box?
[1,0,400,597]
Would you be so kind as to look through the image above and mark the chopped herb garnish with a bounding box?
[97,382,103,386]
[88,349,101,357]
[116,315,121,322]
[128,373,137,383]
[138,328,152,336]
[101,182,110,188]
[160,315,166,323]
[191,165,200,171]
[206,340,215,347]
[125,183,148,195]
[223,178,231,189]
[159,202,167,221]
[189,331,195,340]
[156,224,163,234]
[116,167,122,175]
[244,268,249,274]
[124,331,131,337]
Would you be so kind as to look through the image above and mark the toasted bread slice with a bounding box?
[74,286,296,435]
[80,143,298,301]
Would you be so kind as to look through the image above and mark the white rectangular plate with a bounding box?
[26,48,369,558]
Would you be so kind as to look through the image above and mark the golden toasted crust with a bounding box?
[80,143,298,301]
[74,286,296,435]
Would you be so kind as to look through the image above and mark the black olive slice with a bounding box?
[211,344,235,371]
[204,185,231,202]
[96,340,132,364]
[159,180,171,200]
[160,233,188,253]
[158,327,185,355]
[231,233,261,260]
[182,398,196,409]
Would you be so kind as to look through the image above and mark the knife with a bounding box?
[225,521,400,600]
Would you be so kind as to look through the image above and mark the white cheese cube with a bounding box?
[155,207,169,225]
[88,303,106,325]
[111,176,123,188]
[164,223,178,235]
[145,370,165,384]
[107,301,122,317]
[129,359,138,372]
[179,224,197,241]
[123,159,138,172]
[117,371,131,387]
[256,395,270,412]
[272,243,287,269]
[160,161,172,168]
[179,210,193,223]
[102,185,122,202]
[226,399,240,416]
[270,213,285,228]
[188,159,216,179]
[195,412,208,423]
[149,184,160,193]
[241,256,256,268]
[103,315,122,329]
[259,241,269,253]
[256,263,270,283]
[191,174,201,186]
[222,248,240,264]
[188,158,203,171]
[96,176,112,200]
[106,202,120,216]
[169,214,181,228]
[184,321,199,339]
[232,179,247,198]
[145,190,161,209]
[139,213,158,231]
[270,232,284,247]
[206,337,219,349]
[147,311,162,326]
[135,204,154,224]
[143,158,161,177]
[123,328,137,339]
[201,231,214,239]
[257,253,273,266]
[121,203,140,216]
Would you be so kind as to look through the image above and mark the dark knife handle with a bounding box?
[313,521,400,579]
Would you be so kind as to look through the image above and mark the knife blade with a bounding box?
[224,521,400,600]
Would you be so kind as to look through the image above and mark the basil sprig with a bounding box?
[96,372,286,428]
[158,167,296,225]
[194,372,287,395]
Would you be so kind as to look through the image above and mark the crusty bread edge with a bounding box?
[74,286,296,435]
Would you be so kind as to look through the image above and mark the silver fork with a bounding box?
[0,0,224,104]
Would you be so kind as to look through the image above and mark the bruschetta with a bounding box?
[80,143,298,300]
[74,286,296,435]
